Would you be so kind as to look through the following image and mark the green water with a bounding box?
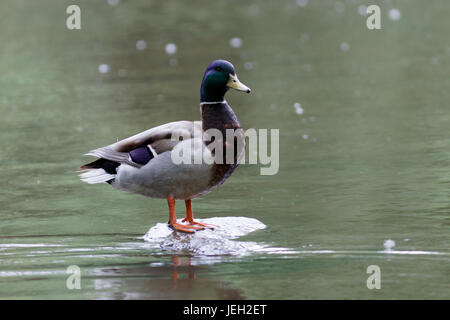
[1,0,449,299]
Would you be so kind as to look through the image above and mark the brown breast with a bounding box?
[201,102,245,188]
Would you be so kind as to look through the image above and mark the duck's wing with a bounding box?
[81,120,202,169]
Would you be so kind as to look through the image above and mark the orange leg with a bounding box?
[181,199,217,229]
[167,196,202,233]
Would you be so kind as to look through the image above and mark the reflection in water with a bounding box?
[171,255,195,287]
[91,255,244,300]
[0,236,449,299]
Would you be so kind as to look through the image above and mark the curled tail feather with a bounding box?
[79,157,120,184]
[79,146,142,184]
[79,168,115,184]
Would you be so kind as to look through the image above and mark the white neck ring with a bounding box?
[200,100,226,106]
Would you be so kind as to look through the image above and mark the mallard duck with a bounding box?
[79,60,251,233]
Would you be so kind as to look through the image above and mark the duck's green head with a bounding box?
[200,60,251,103]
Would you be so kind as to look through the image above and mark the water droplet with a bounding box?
[302,134,309,140]
[165,43,177,55]
[247,5,260,16]
[244,62,254,70]
[383,239,396,251]
[299,33,310,44]
[107,0,120,6]
[136,40,147,50]
[388,8,401,21]
[358,5,367,16]
[296,0,308,7]
[293,102,304,115]
[229,37,243,48]
[98,64,110,74]
[340,42,350,52]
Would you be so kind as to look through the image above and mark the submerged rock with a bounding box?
[143,217,267,256]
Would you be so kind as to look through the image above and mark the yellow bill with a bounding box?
[227,73,251,93]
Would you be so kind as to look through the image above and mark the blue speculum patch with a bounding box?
[129,146,153,165]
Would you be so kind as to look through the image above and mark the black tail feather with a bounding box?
[80,158,120,175]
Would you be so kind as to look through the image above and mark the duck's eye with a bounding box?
[214,67,223,72]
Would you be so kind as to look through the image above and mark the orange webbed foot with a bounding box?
[180,199,218,230]
[181,218,218,229]
[169,222,204,233]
